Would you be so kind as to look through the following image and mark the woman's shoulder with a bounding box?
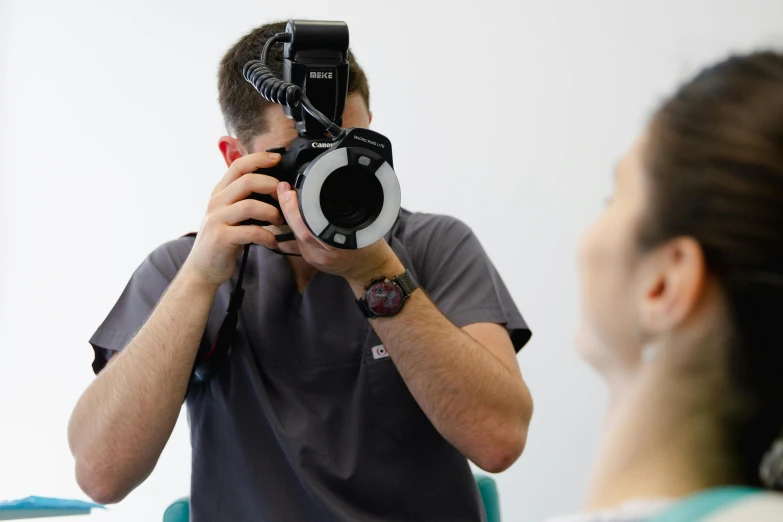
[649,487,783,522]
[543,499,674,522]
[545,487,783,522]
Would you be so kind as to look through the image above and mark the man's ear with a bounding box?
[218,136,246,167]
[368,110,373,125]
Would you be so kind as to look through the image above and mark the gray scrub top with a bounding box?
[89,209,531,522]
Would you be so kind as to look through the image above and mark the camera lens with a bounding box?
[319,165,384,230]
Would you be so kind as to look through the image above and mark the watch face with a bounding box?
[366,281,402,316]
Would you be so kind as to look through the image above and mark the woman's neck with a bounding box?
[584,341,738,511]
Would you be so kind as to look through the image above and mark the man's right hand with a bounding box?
[183,151,284,287]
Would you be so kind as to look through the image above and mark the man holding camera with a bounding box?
[68,20,533,522]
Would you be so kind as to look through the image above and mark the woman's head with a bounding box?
[577,51,783,486]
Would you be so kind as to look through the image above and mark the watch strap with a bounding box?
[395,269,419,297]
[356,298,374,318]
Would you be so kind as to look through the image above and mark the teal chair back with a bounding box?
[164,473,500,522]
[475,473,501,522]
[163,497,189,522]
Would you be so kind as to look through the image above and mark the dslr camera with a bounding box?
[243,20,400,249]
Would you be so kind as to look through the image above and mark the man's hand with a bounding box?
[183,152,286,287]
[277,181,405,288]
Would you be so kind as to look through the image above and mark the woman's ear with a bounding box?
[218,136,246,167]
[638,237,707,335]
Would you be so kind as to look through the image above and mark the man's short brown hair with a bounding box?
[218,21,371,148]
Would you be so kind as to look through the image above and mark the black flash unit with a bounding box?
[282,20,350,137]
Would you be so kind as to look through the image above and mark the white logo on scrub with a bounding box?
[371,344,389,360]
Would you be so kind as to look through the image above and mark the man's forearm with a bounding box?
[68,267,219,503]
[348,267,532,473]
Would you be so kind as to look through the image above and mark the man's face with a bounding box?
[248,94,372,254]
[249,94,371,153]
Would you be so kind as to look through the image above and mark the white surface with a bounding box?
[1,1,782,521]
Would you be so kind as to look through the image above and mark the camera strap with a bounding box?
[180,230,303,395]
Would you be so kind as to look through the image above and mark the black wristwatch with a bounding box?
[356,270,419,319]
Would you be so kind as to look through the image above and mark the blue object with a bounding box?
[0,496,104,519]
[649,486,761,522]
[164,473,501,522]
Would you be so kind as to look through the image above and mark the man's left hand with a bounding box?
[277,182,404,291]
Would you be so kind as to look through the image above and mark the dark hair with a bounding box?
[640,51,783,488]
[218,21,371,148]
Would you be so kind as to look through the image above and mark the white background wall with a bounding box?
[1,1,781,520]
